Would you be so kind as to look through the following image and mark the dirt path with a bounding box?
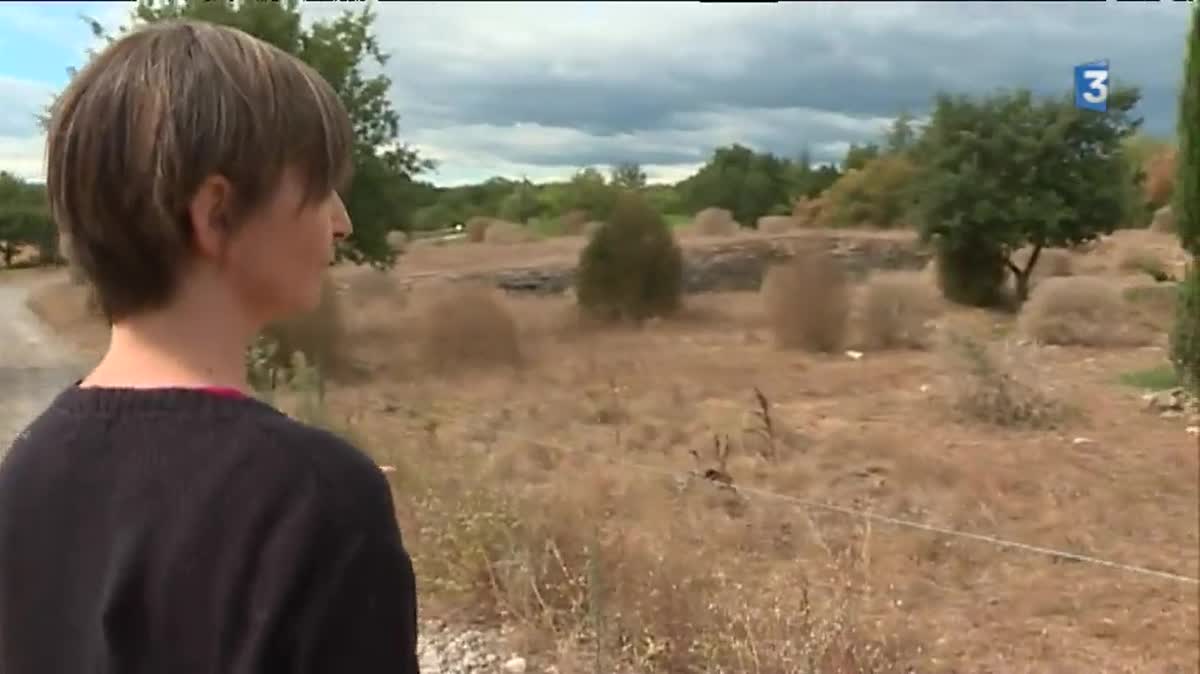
[0,280,86,453]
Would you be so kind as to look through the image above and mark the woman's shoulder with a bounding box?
[245,410,396,523]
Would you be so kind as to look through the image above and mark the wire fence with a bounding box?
[402,408,1199,587]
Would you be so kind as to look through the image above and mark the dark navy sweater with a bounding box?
[0,386,419,673]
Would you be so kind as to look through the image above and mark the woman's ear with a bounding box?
[189,175,234,259]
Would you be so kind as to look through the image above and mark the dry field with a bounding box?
[20,228,1200,673]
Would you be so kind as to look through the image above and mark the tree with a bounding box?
[885,111,918,155]
[610,162,648,190]
[842,142,880,171]
[680,144,792,227]
[0,173,57,268]
[909,87,1142,304]
[497,181,543,223]
[819,155,918,228]
[1172,5,1200,394]
[564,167,618,220]
[60,0,433,269]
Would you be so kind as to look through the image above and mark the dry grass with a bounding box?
[1118,246,1171,281]
[10,228,1197,674]
[762,251,850,352]
[692,207,740,236]
[559,209,590,236]
[465,216,493,243]
[1018,276,1149,347]
[756,215,796,234]
[1149,206,1176,234]
[484,220,538,245]
[860,271,944,349]
[417,284,523,372]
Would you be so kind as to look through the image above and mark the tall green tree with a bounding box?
[59,0,433,269]
[1172,5,1200,394]
[910,87,1142,304]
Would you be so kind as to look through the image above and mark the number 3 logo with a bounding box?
[1081,69,1109,104]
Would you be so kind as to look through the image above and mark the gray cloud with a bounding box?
[362,2,1189,182]
[0,2,1188,185]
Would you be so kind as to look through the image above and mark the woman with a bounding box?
[0,19,419,674]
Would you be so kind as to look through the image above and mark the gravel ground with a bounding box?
[0,281,85,453]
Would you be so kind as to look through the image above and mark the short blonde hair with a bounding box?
[46,19,354,322]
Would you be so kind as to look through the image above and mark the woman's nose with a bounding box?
[331,192,352,238]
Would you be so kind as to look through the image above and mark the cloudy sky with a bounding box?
[0,1,1190,186]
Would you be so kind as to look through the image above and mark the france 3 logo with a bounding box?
[1074,60,1109,113]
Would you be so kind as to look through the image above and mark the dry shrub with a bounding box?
[1017,276,1147,347]
[1118,245,1170,280]
[483,220,537,244]
[559,209,590,235]
[692,207,740,236]
[386,230,408,253]
[762,250,850,352]
[1150,205,1176,234]
[582,220,606,238]
[465,216,493,242]
[418,284,522,371]
[792,195,829,228]
[861,271,943,349]
[756,215,796,234]
[261,275,346,375]
[819,155,918,228]
[1144,147,1176,208]
[947,333,1066,429]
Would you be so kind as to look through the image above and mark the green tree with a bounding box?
[576,190,682,322]
[885,111,918,155]
[564,167,618,220]
[1172,5,1200,394]
[910,87,1142,304]
[681,144,791,227]
[610,162,648,190]
[62,0,433,269]
[497,181,543,223]
[842,142,880,171]
[0,172,57,268]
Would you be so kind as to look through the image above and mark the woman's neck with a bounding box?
[81,291,257,392]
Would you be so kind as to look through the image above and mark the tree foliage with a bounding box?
[63,0,433,269]
[1173,6,1200,395]
[576,191,683,321]
[681,144,792,227]
[909,87,1143,303]
[610,162,648,191]
[1177,6,1200,257]
[819,155,918,228]
[0,173,56,268]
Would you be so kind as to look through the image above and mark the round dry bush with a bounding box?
[861,272,944,349]
[262,275,346,374]
[1118,246,1169,280]
[693,207,740,236]
[761,250,850,352]
[483,220,537,244]
[386,230,409,253]
[1150,206,1176,234]
[582,220,607,238]
[1018,276,1147,347]
[419,285,523,371]
[559,209,590,236]
[756,215,796,234]
[465,216,493,243]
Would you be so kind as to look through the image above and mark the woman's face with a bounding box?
[222,171,351,324]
